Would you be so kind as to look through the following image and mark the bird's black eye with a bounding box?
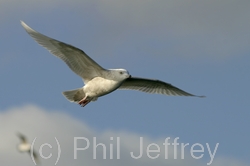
[120,71,123,74]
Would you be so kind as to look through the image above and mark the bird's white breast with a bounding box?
[18,143,31,152]
[84,77,122,97]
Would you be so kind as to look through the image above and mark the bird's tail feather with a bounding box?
[62,88,85,102]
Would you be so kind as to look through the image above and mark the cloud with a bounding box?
[0,105,247,166]
[2,0,250,58]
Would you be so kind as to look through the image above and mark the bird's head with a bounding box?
[109,69,131,81]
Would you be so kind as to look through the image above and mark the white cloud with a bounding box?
[0,105,247,166]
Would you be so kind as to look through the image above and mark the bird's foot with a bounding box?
[78,98,91,107]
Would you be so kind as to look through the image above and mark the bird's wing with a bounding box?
[29,149,39,165]
[21,21,106,83]
[17,133,27,143]
[119,77,204,97]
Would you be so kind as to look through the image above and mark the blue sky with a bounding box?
[1,1,250,166]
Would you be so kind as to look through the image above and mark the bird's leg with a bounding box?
[78,96,92,107]
[78,96,87,105]
[80,100,91,107]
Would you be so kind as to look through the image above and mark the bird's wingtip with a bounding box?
[20,20,25,26]
[20,21,32,31]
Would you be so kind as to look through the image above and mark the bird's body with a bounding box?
[64,72,129,106]
[18,142,31,152]
[83,76,124,97]
[62,68,130,106]
[21,21,203,107]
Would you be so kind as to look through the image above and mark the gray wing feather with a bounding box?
[119,77,204,97]
[21,21,105,83]
[17,133,27,143]
[29,149,39,164]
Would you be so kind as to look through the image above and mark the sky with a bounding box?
[1,0,250,166]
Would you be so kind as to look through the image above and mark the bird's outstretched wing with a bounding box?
[28,149,40,165]
[119,77,204,97]
[17,133,27,143]
[21,21,106,83]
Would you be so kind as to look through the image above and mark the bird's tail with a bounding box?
[62,88,85,102]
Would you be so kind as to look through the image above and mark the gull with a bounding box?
[17,133,39,164]
[21,21,204,107]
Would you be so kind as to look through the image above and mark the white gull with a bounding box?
[21,21,204,107]
[17,133,39,164]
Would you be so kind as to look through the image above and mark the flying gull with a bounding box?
[21,21,204,107]
[17,133,39,164]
